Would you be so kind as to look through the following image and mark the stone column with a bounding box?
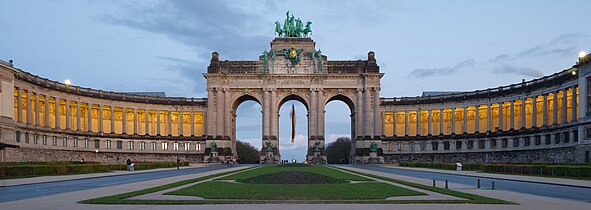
[532,97,537,127]
[55,97,61,129]
[319,89,327,140]
[168,110,172,136]
[156,110,161,135]
[487,104,492,132]
[263,90,270,140]
[562,89,568,123]
[190,111,195,136]
[179,111,183,136]
[427,110,432,135]
[521,99,526,129]
[364,88,373,138]
[133,108,138,134]
[416,109,421,136]
[463,107,468,133]
[309,89,317,140]
[122,107,127,134]
[145,109,150,135]
[76,101,81,131]
[356,89,363,139]
[35,92,40,126]
[451,107,456,134]
[110,106,115,133]
[271,89,278,140]
[88,104,93,132]
[206,88,215,139]
[572,87,577,121]
[439,108,444,135]
[98,105,103,133]
[44,95,50,128]
[373,88,381,138]
[510,100,515,130]
[26,90,32,124]
[393,110,397,136]
[553,91,558,125]
[542,94,548,126]
[498,102,503,132]
[224,89,231,139]
[216,89,224,138]
[16,88,22,123]
[475,105,480,132]
[404,111,409,136]
[65,99,70,130]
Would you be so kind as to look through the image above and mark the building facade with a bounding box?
[1,35,590,163]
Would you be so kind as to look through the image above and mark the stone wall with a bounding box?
[0,147,204,163]
[383,146,582,164]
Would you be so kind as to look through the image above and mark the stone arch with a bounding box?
[277,93,309,112]
[325,93,356,113]
[231,93,262,111]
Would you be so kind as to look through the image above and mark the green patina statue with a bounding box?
[313,141,321,152]
[370,141,378,152]
[275,11,311,38]
[266,140,274,152]
[210,141,217,152]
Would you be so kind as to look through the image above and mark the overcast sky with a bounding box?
[1,0,590,161]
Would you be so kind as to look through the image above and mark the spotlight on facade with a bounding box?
[580,51,587,58]
[64,79,71,86]
[572,68,578,76]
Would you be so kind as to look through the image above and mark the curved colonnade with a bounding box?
[1,64,208,163]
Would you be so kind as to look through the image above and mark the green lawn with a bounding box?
[166,181,423,200]
[219,164,370,181]
[80,165,513,205]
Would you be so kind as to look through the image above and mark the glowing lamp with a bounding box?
[579,51,587,58]
[64,79,71,85]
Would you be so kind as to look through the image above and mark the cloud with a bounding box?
[279,134,308,151]
[101,1,271,60]
[156,56,207,97]
[407,59,475,78]
[493,65,544,78]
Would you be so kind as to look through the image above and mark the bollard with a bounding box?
[492,181,495,190]
[477,179,481,188]
[433,180,436,187]
[445,180,448,189]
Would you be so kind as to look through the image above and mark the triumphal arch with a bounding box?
[204,13,383,163]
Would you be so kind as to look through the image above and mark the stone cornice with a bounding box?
[381,67,578,106]
[11,67,208,106]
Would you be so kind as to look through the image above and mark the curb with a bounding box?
[375,166,591,189]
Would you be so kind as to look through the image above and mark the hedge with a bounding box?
[398,162,591,178]
[399,162,483,171]
[0,162,189,179]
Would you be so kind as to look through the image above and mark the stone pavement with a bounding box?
[0,163,209,187]
[383,165,591,188]
[0,165,589,210]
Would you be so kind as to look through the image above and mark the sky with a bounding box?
[1,0,590,162]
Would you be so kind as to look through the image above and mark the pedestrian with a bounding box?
[126,158,132,171]
[176,157,180,170]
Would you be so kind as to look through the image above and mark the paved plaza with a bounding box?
[0,164,589,210]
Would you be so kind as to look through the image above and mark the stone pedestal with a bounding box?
[205,151,220,163]
[307,151,327,164]
[261,152,279,164]
[367,151,384,164]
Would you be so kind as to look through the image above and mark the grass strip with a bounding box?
[336,167,514,205]
[79,166,253,204]
[220,165,370,181]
